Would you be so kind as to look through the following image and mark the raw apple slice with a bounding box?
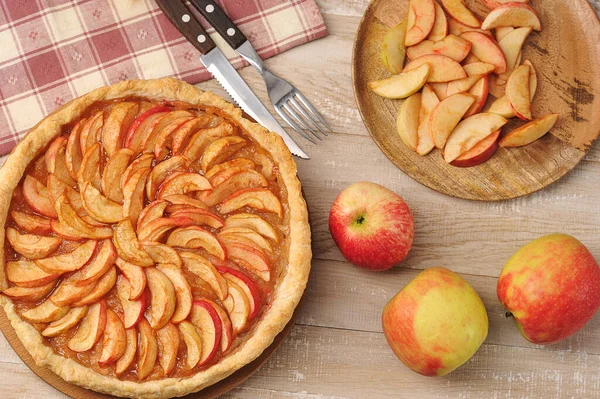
[22,299,70,323]
[141,110,195,153]
[166,227,226,260]
[499,113,559,147]
[524,60,538,100]
[444,113,508,162]
[182,122,235,161]
[75,239,117,285]
[45,136,76,186]
[102,102,139,157]
[222,283,250,335]
[489,74,507,98]
[223,213,279,242]
[460,31,507,74]
[430,92,476,149]
[137,200,169,231]
[116,328,137,375]
[482,0,529,9]
[407,35,472,62]
[156,172,212,199]
[49,273,97,306]
[498,27,532,73]
[220,228,273,254]
[140,241,182,267]
[506,64,532,120]
[464,76,490,117]
[163,194,208,212]
[115,257,147,300]
[416,86,439,155]
[481,3,542,31]
[41,306,88,337]
[65,119,85,180]
[448,18,491,37]
[35,240,97,274]
[495,26,514,41]
[6,260,59,288]
[98,308,127,366]
[116,275,147,328]
[404,0,435,46]
[55,193,113,239]
[22,175,57,218]
[439,0,481,28]
[71,267,117,306]
[156,263,192,323]
[122,167,151,228]
[125,109,169,154]
[68,301,107,352]
[462,53,481,64]
[102,148,134,203]
[428,2,448,42]
[403,54,466,82]
[178,321,203,369]
[382,21,407,74]
[429,82,449,100]
[220,188,283,218]
[451,130,501,167]
[190,299,223,366]
[205,158,256,182]
[169,208,225,228]
[202,299,233,352]
[79,111,103,155]
[156,323,180,375]
[179,252,228,300]
[10,210,52,235]
[489,60,537,117]
[77,142,103,191]
[2,280,56,301]
[220,238,270,282]
[446,62,494,96]
[81,181,123,223]
[136,216,195,242]
[198,170,268,207]
[145,267,176,329]
[218,266,262,320]
[6,227,61,259]
[121,153,154,188]
[145,155,189,200]
[114,219,153,267]
[368,63,430,99]
[137,318,159,380]
[201,136,247,173]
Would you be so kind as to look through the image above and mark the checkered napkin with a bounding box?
[0,0,328,155]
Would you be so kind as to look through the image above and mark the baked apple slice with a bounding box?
[218,266,262,320]
[167,115,214,157]
[140,241,182,267]
[122,167,151,228]
[202,299,233,352]
[41,306,88,337]
[55,193,113,239]
[141,110,195,153]
[154,116,205,161]
[121,153,154,188]
[6,227,61,259]
[79,111,103,155]
[115,328,137,375]
[115,257,147,300]
[137,318,159,380]
[439,0,481,28]
[125,107,170,154]
[102,148,134,203]
[49,273,97,306]
[499,113,559,147]
[156,323,181,375]
[65,119,85,180]
[22,175,57,218]
[81,181,123,223]
[98,308,127,366]
[22,299,70,323]
[145,267,176,330]
[205,158,256,183]
[190,300,223,366]
[166,227,226,260]
[10,210,53,235]
[35,240,97,274]
[1,280,56,301]
[201,136,247,173]
[222,283,250,335]
[45,136,76,186]
[220,188,283,218]
[156,263,192,323]
[179,252,228,300]
[116,275,148,328]
[444,113,508,163]
[68,301,107,352]
[46,173,84,214]
[182,122,234,161]
[198,170,268,207]
[50,220,85,241]
[156,172,212,199]
[136,216,194,242]
[219,227,273,254]
[75,239,117,285]
[163,194,208,212]
[145,155,189,200]
[220,238,270,282]
[114,219,153,267]
[223,213,279,242]
[77,142,103,191]
[178,321,203,369]
[169,208,225,229]
[137,200,169,231]
[481,3,541,31]
[71,267,117,306]
[102,102,139,157]
[6,260,59,288]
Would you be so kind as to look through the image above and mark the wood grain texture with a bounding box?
[0,1,600,398]
[353,0,600,200]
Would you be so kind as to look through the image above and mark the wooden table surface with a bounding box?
[1,1,600,398]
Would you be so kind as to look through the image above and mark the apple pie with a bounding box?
[0,78,311,398]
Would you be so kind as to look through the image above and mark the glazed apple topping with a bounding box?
[2,98,286,381]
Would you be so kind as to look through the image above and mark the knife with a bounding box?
[154,0,309,159]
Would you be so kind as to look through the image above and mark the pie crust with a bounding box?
[0,78,311,398]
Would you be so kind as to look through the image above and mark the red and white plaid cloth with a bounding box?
[0,0,327,155]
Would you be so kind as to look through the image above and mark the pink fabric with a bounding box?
[0,0,328,155]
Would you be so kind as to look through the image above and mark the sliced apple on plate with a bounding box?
[498,27,532,75]
[481,0,529,9]
[444,113,508,163]
[506,63,532,120]
[460,31,507,74]
[430,92,476,149]
[481,3,542,31]
[445,62,494,96]
[220,188,283,218]
[116,275,147,328]
[489,60,537,118]
[6,227,61,259]
[179,252,228,300]
[407,35,472,62]
[368,63,430,99]
[190,300,223,366]
[98,309,127,366]
[439,0,481,28]
[115,257,147,300]
[495,26,514,41]
[22,175,57,218]
[451,130,501,167]
[156,323,181,376]
[156,263,192,323]
[404,54,466,82]
[448,18,490,37]
[137,318,159,380]
[382,20,407,74]
[22,299,70,323]
[42,306,88,337]
[404,0,435,47]
[145,267,176,330]
[499,113,559,147]
[428,2,448,42]
[464,76,490,117]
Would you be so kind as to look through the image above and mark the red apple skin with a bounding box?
[450,130,500,167]
[328,182,414,271]
[497,234,600,345]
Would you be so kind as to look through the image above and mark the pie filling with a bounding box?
[2,97,290,381]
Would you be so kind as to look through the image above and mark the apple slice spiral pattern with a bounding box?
[1,99,287,381]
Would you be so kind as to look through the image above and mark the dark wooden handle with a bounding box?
[189,0,248,49]
[155,0,216,55]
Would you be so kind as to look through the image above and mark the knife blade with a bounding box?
[154,0,309,159]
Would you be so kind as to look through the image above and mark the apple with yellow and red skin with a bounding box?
[497,234,600,344]
[382,267,488,376]
[328,182,414,271]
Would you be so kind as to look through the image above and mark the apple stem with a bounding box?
[505,312,513,318]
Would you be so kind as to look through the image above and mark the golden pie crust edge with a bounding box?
[0,78,312,398]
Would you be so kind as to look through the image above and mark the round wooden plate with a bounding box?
[352,0,600,201]
[0,302,298,398]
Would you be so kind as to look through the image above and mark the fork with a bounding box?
[189,0,331,145]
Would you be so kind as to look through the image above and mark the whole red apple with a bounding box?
[497,234,600,344]
[328,182,414,271]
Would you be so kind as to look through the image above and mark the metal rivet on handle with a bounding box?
[197,34,206,43]
[227,28,235,36]
[206,5,215,13]
[181,14,191,23]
